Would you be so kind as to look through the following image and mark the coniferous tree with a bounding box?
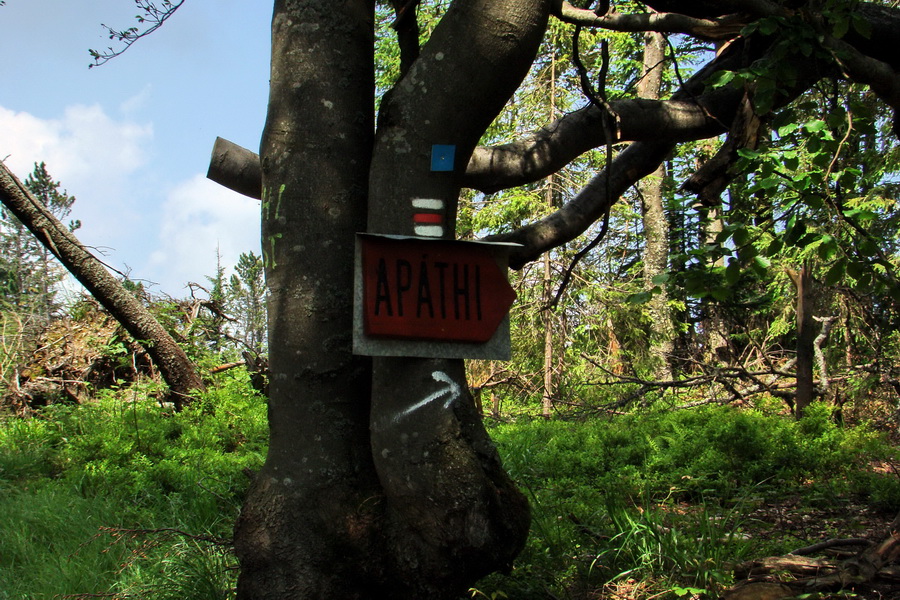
[227,251,267,354]
[0,162,78,320]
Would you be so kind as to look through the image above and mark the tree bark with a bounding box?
[232,1,383,598]
[788,264,816,419]
[364,0,548,594]
[0,160,204,407]
[637,30,674,381]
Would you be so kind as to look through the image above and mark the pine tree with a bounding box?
[0,162,78,320]
[227,251,266,353]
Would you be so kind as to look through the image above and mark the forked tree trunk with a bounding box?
[233,1,548,598]
[0,161,204,406]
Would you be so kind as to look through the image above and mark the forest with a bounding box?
[3,0,900,598]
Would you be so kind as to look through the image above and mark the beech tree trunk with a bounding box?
[233,1,544,598]
[0,161,204,406]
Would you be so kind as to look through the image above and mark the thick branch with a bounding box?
[824,35,900,135]
[555,1,746,40]
[207,90,740,201]
[465,92,738,193]
[207,137,263,200]
[641,0,789,19]
[488,138,674,268]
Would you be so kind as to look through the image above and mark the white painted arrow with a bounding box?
[390,370,461,424]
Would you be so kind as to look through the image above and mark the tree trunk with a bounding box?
[788,263,816,419]
[637,30,674,381]
[364,0,547,593]
[0,160,204,406]
[235,0,547,597]
[232,1,383,598]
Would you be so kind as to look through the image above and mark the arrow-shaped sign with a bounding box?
[360,235,516,344]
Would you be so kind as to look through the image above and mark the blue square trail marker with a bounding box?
[431,145,456,172]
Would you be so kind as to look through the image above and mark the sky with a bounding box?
[0,0,271,297]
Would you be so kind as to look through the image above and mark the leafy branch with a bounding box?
[89,0,185,68]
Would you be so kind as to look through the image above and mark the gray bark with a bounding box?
[638,30,674,381]
[365,0,549,594]
[233,1,380,597]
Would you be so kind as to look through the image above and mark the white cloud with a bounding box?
[148,174,261,294]
[0,103,152,189]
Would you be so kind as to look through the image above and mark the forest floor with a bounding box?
[725,492,900,599]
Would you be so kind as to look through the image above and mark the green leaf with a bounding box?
[823,259,845,286]
[766,238,784,257]
[710,287,730,301]
[758,18,779,35]
[817,235,838,260]
[852,13,873,38]
[651,273,670,285]
[627,291,652,305]
[843,208,877,222]
[784,218,807,246]
[751,255,771,277]
[777,123,799,137]
[708,69,736,88]
[832,17,850,39]
[725,262,741,285]
[804,194,824,210]
[805,119,827,132]
[858,237,880,257]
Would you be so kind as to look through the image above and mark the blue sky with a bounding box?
[1,0,271,296]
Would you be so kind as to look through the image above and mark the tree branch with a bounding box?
[486,138,674,268]
[89,0,185,68]
[824,35,900,136]
[554,1,746,40]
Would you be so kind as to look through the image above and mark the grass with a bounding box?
[0,372,267,600]
[1,380,898,600]
[473,403,900,599]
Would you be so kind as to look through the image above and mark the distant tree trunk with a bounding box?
[788,263,816,418]
[637,30,674,381]
[542,48,558,419]
[542,249,555,418]
[0,161,205,407]
[702,205,730,362]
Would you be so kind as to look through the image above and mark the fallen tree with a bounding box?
[0,160,205,407]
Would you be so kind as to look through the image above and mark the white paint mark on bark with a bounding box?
[412,198,444,210]
[391,370,461,424]
[414,224,444,237]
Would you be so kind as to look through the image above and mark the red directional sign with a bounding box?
[360,235,516,343]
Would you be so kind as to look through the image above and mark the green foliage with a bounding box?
[0,373,266,598]
[475,406,899,598]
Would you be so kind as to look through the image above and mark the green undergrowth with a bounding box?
[0,372,267,600]
[475,403,900,599]
[3,382,898,600]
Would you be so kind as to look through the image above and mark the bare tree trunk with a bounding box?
[788,263,816,418]
[542,47,558,419]
[232,1,382,597]
[637,29,674,381]
[542,249,555,418]
[0,160,204,407]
